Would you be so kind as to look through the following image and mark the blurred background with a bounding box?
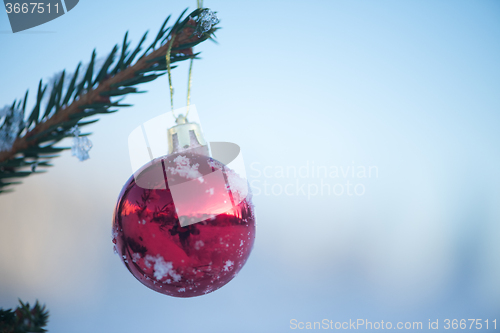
[1,0,499,332]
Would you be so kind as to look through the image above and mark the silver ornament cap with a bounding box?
[167,114,208,155]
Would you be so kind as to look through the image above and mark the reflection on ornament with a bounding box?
[112,115,255,297]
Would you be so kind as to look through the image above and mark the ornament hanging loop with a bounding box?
[165,34,194,121]
[166,35,176,115]
[186,58,194,118]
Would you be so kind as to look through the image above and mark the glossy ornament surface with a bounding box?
[112,151,255,297]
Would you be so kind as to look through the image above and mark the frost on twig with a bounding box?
[195,9,219,37]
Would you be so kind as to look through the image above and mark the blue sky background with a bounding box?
[0,1,499,332]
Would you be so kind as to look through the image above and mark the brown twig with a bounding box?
[0,21,199,164]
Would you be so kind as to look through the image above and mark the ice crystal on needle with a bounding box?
[0,104,25,152]
[195,9,219,37]
[68,125,93,161]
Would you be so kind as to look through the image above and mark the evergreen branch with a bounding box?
[0,299,49,333]
[0,8,219,194]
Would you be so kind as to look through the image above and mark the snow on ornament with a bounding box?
[112,106,255,297]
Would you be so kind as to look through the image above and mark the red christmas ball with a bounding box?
[112,151,256,297]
